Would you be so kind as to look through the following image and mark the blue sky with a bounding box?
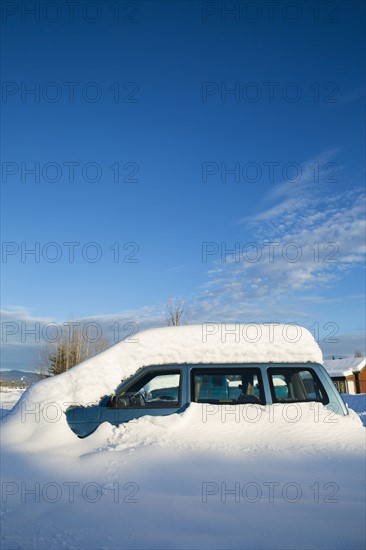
[1,0,365,370]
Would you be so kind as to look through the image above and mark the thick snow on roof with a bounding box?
[323,356,365,377]
[16,323,321,410]
[2,323,323,450]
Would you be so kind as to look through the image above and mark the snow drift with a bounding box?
[1,328,365,550]
[2,323,323,450]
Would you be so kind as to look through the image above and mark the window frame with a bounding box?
[111,369,183,409]
[190,367,266,405]
[267,366,329,405]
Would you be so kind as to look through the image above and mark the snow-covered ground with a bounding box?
[1,328,365,549]
[1,387,365,550]
[0,387,26,419]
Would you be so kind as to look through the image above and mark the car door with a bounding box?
[99,369,183,427]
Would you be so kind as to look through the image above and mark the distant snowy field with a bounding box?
[0,387,25,418]
[1,387,365,550]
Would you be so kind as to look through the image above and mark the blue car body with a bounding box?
[66,362,348,438]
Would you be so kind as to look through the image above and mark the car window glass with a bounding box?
[268,368,328,404]
[115,372,180,408]
[272,375,289,399]
[192,369,265,405]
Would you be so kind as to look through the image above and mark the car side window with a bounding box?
[268,368,328,404]
[113,371,181,408]
[272,374,289,399]
[191,368,265,405]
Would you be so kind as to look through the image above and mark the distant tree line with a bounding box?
[38,298,186,377]
[39,323,109,377]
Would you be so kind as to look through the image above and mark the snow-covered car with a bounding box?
[65,324,348,438]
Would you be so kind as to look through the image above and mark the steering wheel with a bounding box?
[116,393,146,408]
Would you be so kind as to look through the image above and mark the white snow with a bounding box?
[1,393,365,550]
[1,327,365,550]
[323,356,365,377]
[1,324,323,450]
[8,323,323,411]
[0,387,25,419]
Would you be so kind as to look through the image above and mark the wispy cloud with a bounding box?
[189,150,365,325]
[239,150,341,224]
[2,150,365,370]
[0,305,166,371]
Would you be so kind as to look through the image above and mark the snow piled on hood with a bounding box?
[2,324,323,451]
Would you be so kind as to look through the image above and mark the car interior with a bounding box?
[192,369,264,404]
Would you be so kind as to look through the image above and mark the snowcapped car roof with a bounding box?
[112,323,322,367]
[11,324,323,417]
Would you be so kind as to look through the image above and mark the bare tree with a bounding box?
[39,323,109,376]
[35,345,50,379]
[354,350,363,358]
[166,297,185,326]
